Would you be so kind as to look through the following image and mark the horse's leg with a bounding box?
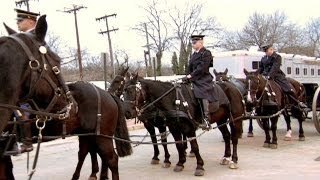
[270,116,279,149]
[217,118,232,165]
[283,111,292,141]
[144,122,160,165]
[89,148,99,180]
[158,124,171,168]
[0,156,14,180]
[185,129,205,176]
[169,127,186,173]
[262,118,271,148]
[72,136,90,180]
[182,134,189,155]
[229,121,240,169]
[292,106,305,141]
[247,118,254,137]
[96,137,119,180]
[99,159,109,180]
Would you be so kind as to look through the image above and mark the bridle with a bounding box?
[247,74,272,105]
[124,82,147,116]
[7,33,75,120]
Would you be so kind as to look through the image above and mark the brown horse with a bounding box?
[123,73,245,176]
[0,16,131,180]
[244,69,306,149]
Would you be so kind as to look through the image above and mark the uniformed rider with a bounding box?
[258,44,307,108]
[14,9,39,153]
[183,35,217,130]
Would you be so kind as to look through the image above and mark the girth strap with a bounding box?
[92,84,102,135]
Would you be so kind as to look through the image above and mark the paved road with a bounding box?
[12,117,320,180]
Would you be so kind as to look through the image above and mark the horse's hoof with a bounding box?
[194,168,205,176]
[247,133,254,137]
[229,162,239,169]
[188,152,196,158]
[263,143,270,148]
[88,177,97,180]
[284,137,292,141]
[299,136,305,141]
[150,159,160,165]
[270,144,277,149]
[173,165,184,172]
[162,162,171,168]
[220,157,231,165]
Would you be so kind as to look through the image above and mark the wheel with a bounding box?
[312,87,320,134]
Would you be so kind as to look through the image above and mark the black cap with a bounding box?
[15,9,39,21]
[190,35,205,41]
[260,43,273,52]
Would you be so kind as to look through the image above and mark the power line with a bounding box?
[96,13,118,78]
[57,4,87,80]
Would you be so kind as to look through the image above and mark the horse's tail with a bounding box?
[112,95,132,157]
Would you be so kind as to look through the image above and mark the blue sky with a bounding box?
[0,0,319,64]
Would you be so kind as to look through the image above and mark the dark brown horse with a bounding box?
[123,74,245,176]
[244,69,306,149]
[0,16,131,180]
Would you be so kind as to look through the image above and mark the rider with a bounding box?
[15,9,39,32]
[183,35,217,130]
[14,9,39,153]
[258,43,307,108]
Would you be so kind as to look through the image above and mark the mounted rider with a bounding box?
[183,35,218,130]
[14,9,40,153]
[258,44,307,108]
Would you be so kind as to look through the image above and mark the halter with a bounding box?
[247,74,273,105]
[7,33,75,119]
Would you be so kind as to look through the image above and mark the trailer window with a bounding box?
[295,68,300,75]
[303,68,307,75]
[318,69,320,75]
[311,69,315,76]
[252,61,260,70]
[287,67,291,74]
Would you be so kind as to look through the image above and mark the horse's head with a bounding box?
[213,68,229,82]
[0,15,69,132]
[243,68,267,105]
[123,72,146,119]
[108,66,129,97]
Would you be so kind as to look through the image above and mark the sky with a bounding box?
[0,0,319,65]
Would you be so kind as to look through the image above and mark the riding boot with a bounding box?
[198,99,211,131]
[20,121,33,153]
[286,91,307,109]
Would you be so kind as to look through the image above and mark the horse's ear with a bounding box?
[3,23,17,35]
[125,72,131,81]
[35,15,47,42]
[224,68,228,74]
[133,72,139,82]
[120,67,129,76]
[213,69,218,75]
[243,68,249,75]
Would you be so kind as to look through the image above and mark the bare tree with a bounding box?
[134,0,172,76]
[169,3,220,74]
[306,17,320,56]
[220,11,305,53]
[45,31,65,55]
[114,49,129,74]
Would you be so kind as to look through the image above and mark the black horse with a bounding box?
[244,69,306,149]
[123,73,245,176]
[0,16,131,180]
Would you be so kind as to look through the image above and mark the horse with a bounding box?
[213,68,252,137]
[72,66,130,180]
[244,69,306,149]
[0,16,132,180]
[123,73,245,176]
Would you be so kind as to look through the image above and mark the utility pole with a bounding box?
[15,0,39,11]
[96,14,118,79]
[144,23,152,75]
[58,5,86,80]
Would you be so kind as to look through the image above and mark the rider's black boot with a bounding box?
[198,99,211,131]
